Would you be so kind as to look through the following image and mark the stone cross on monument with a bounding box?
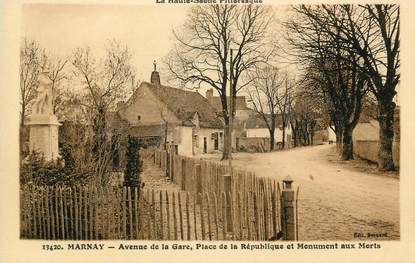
[26,72,61,161]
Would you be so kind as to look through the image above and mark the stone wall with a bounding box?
[354,140,400,168]
[237,137,271,152]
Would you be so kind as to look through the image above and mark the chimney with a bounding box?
[150,60,161,85]
[206,88,213,105]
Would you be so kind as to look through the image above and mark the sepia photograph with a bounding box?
[16,2,401,244]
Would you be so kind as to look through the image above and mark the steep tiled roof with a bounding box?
[129,124,164,137]
[142,82,223,129]
[210,96,249,112]
[245,113,283,129]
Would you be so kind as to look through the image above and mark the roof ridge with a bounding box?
[143,82,182,121]
[143,81,202,95]
[124,81,223,129]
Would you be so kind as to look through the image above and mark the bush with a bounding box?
[20,151,92,187]
[123,135,143,187]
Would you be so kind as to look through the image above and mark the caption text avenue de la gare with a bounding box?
[41,242,382,251]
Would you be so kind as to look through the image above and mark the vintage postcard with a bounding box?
[0,0,414,262]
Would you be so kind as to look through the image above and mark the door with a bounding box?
[214,133,219,150]
[203,137,207,153]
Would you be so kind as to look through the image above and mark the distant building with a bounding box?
[353,106,400,142]
[327,127,336,143]
[205,89,252,150]
[352,106,400,167]
[204,88,293,151]
[113,66,223,156]
[244,114,292,144]
[206,88,252,122]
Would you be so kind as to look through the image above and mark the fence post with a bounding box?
[195,164,202,204]
[163,151,167,175]
[158,151,162,168]
[222,174,232,232]
[281,176,296,241]
[181,159,186,191]
[166,150,170,178]
[170,147,175,181]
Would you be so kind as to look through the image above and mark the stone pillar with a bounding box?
[26,72,61,161]
[281,176,296,240]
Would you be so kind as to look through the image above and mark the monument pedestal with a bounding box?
[27,114,61,161]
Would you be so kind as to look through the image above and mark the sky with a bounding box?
[22,4,189,82]
[21,4,400,105]
[21,4,295,99]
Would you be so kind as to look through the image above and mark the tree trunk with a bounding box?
[334,125,341,144]
[292,123,297,148]
[19,125,25,159]
[282,125,286,149]
[336,128,343,153]
[303,126,308,145]
[269,127,275,151]
[310,130,314,145]
[341,126,353,160]
[377,100,395,171]
[221,116,231,160]
[20,106,25,127]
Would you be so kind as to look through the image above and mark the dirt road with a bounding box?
[229,145,400,241]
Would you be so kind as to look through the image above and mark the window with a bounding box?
[211,132,218,140]
[194,135,199,148]
[137,115,141,121]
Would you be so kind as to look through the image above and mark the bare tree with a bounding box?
[285,5,370,160]
[156,98,170,150]
[46,56,70,115]
[246,66,284,151]
[289,91,319,147]
[276,77,295,149]
[288,4,399,169]
[71,40,134,186]
[166,4,275,160]
[20,38,47,126]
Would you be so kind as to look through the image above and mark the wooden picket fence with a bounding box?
[20,148,298,240]
[153,148,282,203]
[152,148,296,240]
[20,182,285,240]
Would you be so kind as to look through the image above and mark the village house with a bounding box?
[352,106,400,167]
[243,114,291,141]
[113,66,224,156]
[325,106,400,166]
[239,113,293,151]
[206,88,253,122]
[205,89,293,152]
